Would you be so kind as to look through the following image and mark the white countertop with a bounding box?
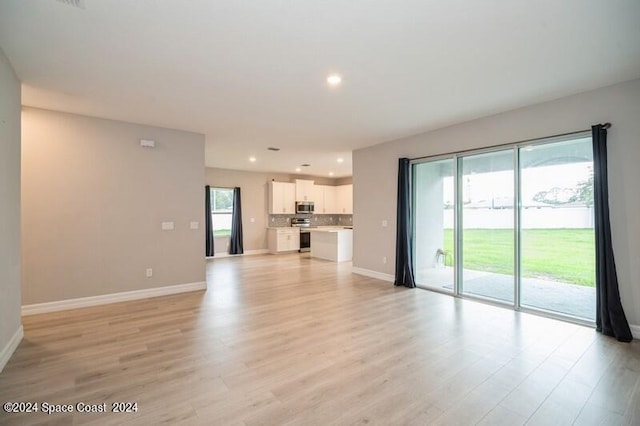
[267,226,351,231]
[267,226,300,230]
[309,228,352,233]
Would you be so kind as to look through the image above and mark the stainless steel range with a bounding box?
[291,218,312,252]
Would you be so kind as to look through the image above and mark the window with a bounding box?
[210,188,234,237]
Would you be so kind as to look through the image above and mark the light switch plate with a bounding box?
[190,221,199,230]
[382,220,388,227]
[162,221,174,230]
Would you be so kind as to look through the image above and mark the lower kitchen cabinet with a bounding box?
[267,228,300,253]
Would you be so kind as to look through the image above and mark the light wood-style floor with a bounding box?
[1,254,639,425]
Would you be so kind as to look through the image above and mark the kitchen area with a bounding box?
[266,179,353,262]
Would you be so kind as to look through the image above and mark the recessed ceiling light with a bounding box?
[295,168,301,172]
[267,147,280,151]
[337,158,344,163]
[329,172,334,176]
[326,74,342,86]
[249,156,256,162]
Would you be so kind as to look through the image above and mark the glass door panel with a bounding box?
[460,150,514,303]
[413,159,455,292]
[519,137,595,320]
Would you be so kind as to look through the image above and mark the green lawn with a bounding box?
[442,229,595,287]
[214,229,231,237]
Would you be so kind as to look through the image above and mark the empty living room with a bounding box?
[1,1,640,425]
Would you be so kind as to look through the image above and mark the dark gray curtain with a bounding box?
[229,187,244,255]
[205,186,215,257]
[395,158,416,288]
[592,124,632,342]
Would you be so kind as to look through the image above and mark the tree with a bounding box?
[571,169,593,207]
[532,187,576,205]
[532,167,594,207]
[212,189,233,212]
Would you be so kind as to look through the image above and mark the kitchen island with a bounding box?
[309,228,353,262]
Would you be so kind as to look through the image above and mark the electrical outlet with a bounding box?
[382,256,387,264]
[146,268,153,278]
[381,220,388,228]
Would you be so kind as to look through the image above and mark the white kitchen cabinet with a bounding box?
[313,185,325,213]
[324,185,337,214]
[314,185,349,214]
[313,185,337,214]
[267,227,300,253]
[295,179,315,202]
[268,181,295,214]
[336,184,353,214]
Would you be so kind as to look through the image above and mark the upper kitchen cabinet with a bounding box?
[314,185,337,214]
[269,180,350,215]
[269,181,296,214]
[295,179,314,202]
[336,184,353,214]
[313,185,325,213]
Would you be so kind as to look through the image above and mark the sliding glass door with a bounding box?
[460,150,514,303]
[519,137,595,320]
[412,132,595,322]
[413,159,455,292]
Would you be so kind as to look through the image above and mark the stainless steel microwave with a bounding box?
[296,201,314,214]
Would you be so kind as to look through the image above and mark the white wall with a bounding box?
[22,108,206,304]
[414,162,445,269]
[0,48,22,370]
[353,79,640,326]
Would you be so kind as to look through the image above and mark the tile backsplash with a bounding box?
[269,214,352,227]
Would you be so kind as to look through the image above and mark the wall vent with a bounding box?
[56,0,86,9]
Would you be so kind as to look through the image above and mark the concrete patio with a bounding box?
[416,267,596,321]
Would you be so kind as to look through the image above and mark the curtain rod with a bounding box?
[409,125,610,162]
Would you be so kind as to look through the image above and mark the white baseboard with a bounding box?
[630,324,640,340]
[210,249,269,259]
[0,325,23,373]
[352,267,395,283]
[22,281,207,316]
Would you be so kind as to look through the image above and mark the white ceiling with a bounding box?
[1,1,639,178]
